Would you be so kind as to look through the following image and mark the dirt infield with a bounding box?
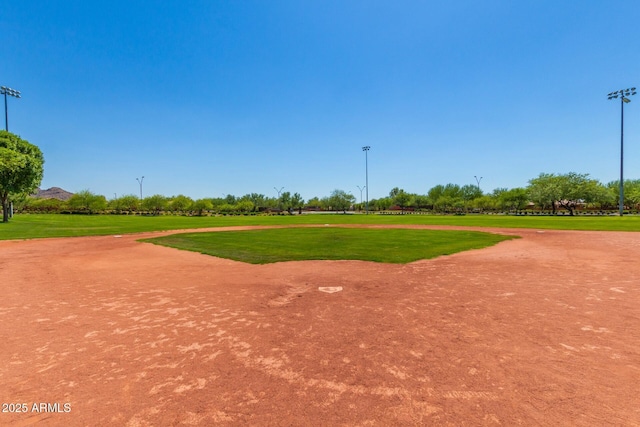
[1,225,640,426]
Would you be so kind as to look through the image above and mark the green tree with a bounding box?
[528,172,603,215]
[500,188,529,214]
[461,184,482,212]
[527,174,560,213]
[305,196,322,209]
[67,189,107,214]
[607,179,640,210]
[113,194,140,212]
[328,189,355,213]
[290,192,304,211]
[235,200,255,213]
[413,194,431,210]
[193,198,213,216]
[392,189,411,213]
[472,195,497,212]
[142,194,168,215]
[0,131,45,222]
[169,194,194,213]
[372,197,393,211]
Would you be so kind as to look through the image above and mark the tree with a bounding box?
[607,180,640,210]
[328,189,355,213]
[0,131,45,222]
[527,174,560,213]
[142,194,168,215]
[500,188,529,213]
[472,195,497,212]
[67,189,107,214]
[193,198,213,216]
[169,194,193,213]
[290,192,304,212]
[372,197,393,211]
[528,172,603,215]
[429,184,462,212]
[113,194,140,212]
[392,189,411,213]
[305,196,322,209]
[461,184,482,212]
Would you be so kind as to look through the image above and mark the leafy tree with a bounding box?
[22,196,64,213]
[607,180,640,210]
[218,203,236,213]
[393,189,411,213]
[427,184,445,202]
[142,194,168,215]
[193,198,213,216]
[235,200,255,213]
[527,174,560,213]
[305,196,322,209]
[223,194,237,204]
[461,184,482,211]
[500,187,529,213]
[372,197,393,211]
[67,190,107,214]
[169,194,194,213]
[429,184,463,212]
[472,195,497,212]
[413,194,431,210]
[280,191,292,211]
[528,172,603,215]
[328,189,355,213]
[241,193,267,210]
[290,192,304,211]
[0,131,45,222]
[113,194,140,212]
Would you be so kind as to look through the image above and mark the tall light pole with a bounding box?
[274,186,284,210]
[362,146,370,214]
[608,87,636,216]
[1,86,21,131]
[474,176,483,192]
[356,185,366,208]
[136,176,144,199]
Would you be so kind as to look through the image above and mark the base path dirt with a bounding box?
[1,225,640,426]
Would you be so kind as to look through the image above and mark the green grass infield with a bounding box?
[140,227,516,264]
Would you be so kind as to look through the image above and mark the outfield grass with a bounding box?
[1,213,640,241]
[141,227,516,264]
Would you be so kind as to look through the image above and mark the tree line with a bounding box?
[3,131,640,219]
[14,173,640,216]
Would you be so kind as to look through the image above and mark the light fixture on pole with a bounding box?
[608,87,636,216]
[474,176,483,192]
[1,86,21,132]
[356,185,366,208]
[362,146,370,214]
[136,176,145,199]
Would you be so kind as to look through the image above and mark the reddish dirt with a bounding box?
[1,225,640,426]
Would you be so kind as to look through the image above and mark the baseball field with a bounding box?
[1,214,639,426]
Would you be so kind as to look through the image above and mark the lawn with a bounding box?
[1,213,640,241]
[140,227,516,264]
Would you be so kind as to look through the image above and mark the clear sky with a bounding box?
[2,1,639,201]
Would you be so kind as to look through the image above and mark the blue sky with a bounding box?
[2,1,639,201]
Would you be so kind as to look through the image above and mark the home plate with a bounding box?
[318,286,343,293]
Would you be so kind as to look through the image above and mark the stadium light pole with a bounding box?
[136,176,144,199]
[474,176,483,192]
[274,186,284,210]
[356,185,366,208]
[1,86,21,132]
[362,146,370,214]
[608,87,636,216]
